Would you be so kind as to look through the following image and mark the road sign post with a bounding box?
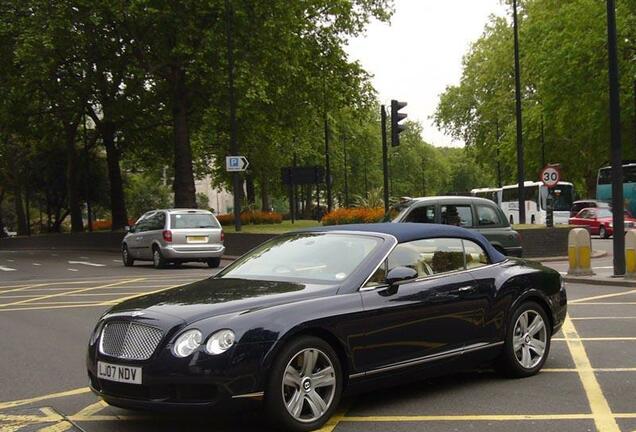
[540,165,561,228]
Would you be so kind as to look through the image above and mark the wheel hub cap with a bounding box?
[282,348,336,423]
[513,310,547,369]
[302,377,312,393]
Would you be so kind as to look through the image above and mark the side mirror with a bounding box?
[385,266,418,286]
[125,225,134,233]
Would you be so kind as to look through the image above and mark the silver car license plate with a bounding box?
[97,361,142,385]
[186,236,208,243]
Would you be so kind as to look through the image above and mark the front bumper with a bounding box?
[160,244,225,260]
[87,340,271,409]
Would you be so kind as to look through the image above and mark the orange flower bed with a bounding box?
[321,207,384,226]
[91,219,136,231]
[217,211,283,226]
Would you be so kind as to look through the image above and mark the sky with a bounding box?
[346,0,508,147]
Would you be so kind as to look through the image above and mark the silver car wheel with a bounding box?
[281,348,336,423]
[513,310,547,369]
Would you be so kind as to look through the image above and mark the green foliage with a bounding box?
[196,193,210,211]
[125,174,173,219]
[435,0,636,196]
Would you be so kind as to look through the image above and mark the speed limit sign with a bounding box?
[541,165,560,188]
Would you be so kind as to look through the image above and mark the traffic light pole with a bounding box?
[607,0,625,275]
[381,105,389,213]
[513,0,526,225]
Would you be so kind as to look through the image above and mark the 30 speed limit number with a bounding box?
[541,166,560,187]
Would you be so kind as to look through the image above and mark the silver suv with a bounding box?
[122,209,225,269]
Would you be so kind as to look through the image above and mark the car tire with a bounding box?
[531,215,536,225]
[207,258,221,268]
[496,301,551,378]
[599,225,608,239]
[509,215,514,224]
[265,336,342,432]
[152,246,167,269]
[122,245,134,267]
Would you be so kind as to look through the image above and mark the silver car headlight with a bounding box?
[172,329,202,358]
[205,329,235,355]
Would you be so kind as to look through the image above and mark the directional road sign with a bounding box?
[226,156,249,172]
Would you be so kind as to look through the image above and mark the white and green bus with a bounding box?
[500,181,574,225]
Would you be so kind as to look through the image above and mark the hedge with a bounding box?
[217,210,283,226]
[321,208,385,225]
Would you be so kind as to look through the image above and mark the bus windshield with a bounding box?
[541,185,574,212]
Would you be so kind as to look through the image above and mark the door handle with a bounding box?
[457,285,476,293]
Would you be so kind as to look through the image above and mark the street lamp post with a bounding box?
[606,0,625,275]
[512,0,526,224]
[225,0,241,231]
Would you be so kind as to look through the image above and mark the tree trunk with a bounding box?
[260,176,270,211]
[246,174,256,206]
[0,190,5,237]
[14,185,28,236]
[65,121,84,232]
[102,121,128,230]
[171,67,196,208]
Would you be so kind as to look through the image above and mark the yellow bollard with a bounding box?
[567,228,595,276]
[625,230,636,279]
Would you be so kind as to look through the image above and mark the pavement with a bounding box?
[0,244,635,432]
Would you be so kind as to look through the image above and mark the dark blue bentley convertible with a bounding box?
[87,223,567,431]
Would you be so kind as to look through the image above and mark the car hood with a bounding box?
[108,277,339,323]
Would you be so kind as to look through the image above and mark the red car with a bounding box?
[568,207,636,238]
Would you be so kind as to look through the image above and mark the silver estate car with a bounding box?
[122,209,225,269]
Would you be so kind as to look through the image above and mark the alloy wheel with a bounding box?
[513,310,547,369]
[281,348,336,423]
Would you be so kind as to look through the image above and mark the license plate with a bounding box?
[97,361,142,385]
[186,236,208,243]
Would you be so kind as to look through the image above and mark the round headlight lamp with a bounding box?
[172,329,202,358]
[206,329,236,355]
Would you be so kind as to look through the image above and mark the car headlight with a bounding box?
[206,329,235,355]
[172,329,202,358]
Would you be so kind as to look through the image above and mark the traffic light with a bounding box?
[391,100,407,147]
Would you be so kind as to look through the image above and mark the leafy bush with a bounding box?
[321,207,384,226]
[125,174,172,218]
[217,210,283,226]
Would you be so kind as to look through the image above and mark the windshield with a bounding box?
[383,201,414,222]
[597,209,631,218]
[541,185,574,211]
[170,213,219,229]
[218,233,382,283]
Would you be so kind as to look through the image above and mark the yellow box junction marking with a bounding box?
[0,388,90,411]
[570,288,636,304]
[562,316,620,432]
[0,278,146,308]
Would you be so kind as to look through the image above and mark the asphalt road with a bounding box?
[1,248,635,432]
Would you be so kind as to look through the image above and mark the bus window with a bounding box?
[598,168,611,185]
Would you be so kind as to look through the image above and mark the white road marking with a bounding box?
[0,266,16,272]
[7,259,15,262]
[112,259,122,263]
[67,268,79,272]
[32,263,41,266]
[67,261,106,267]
